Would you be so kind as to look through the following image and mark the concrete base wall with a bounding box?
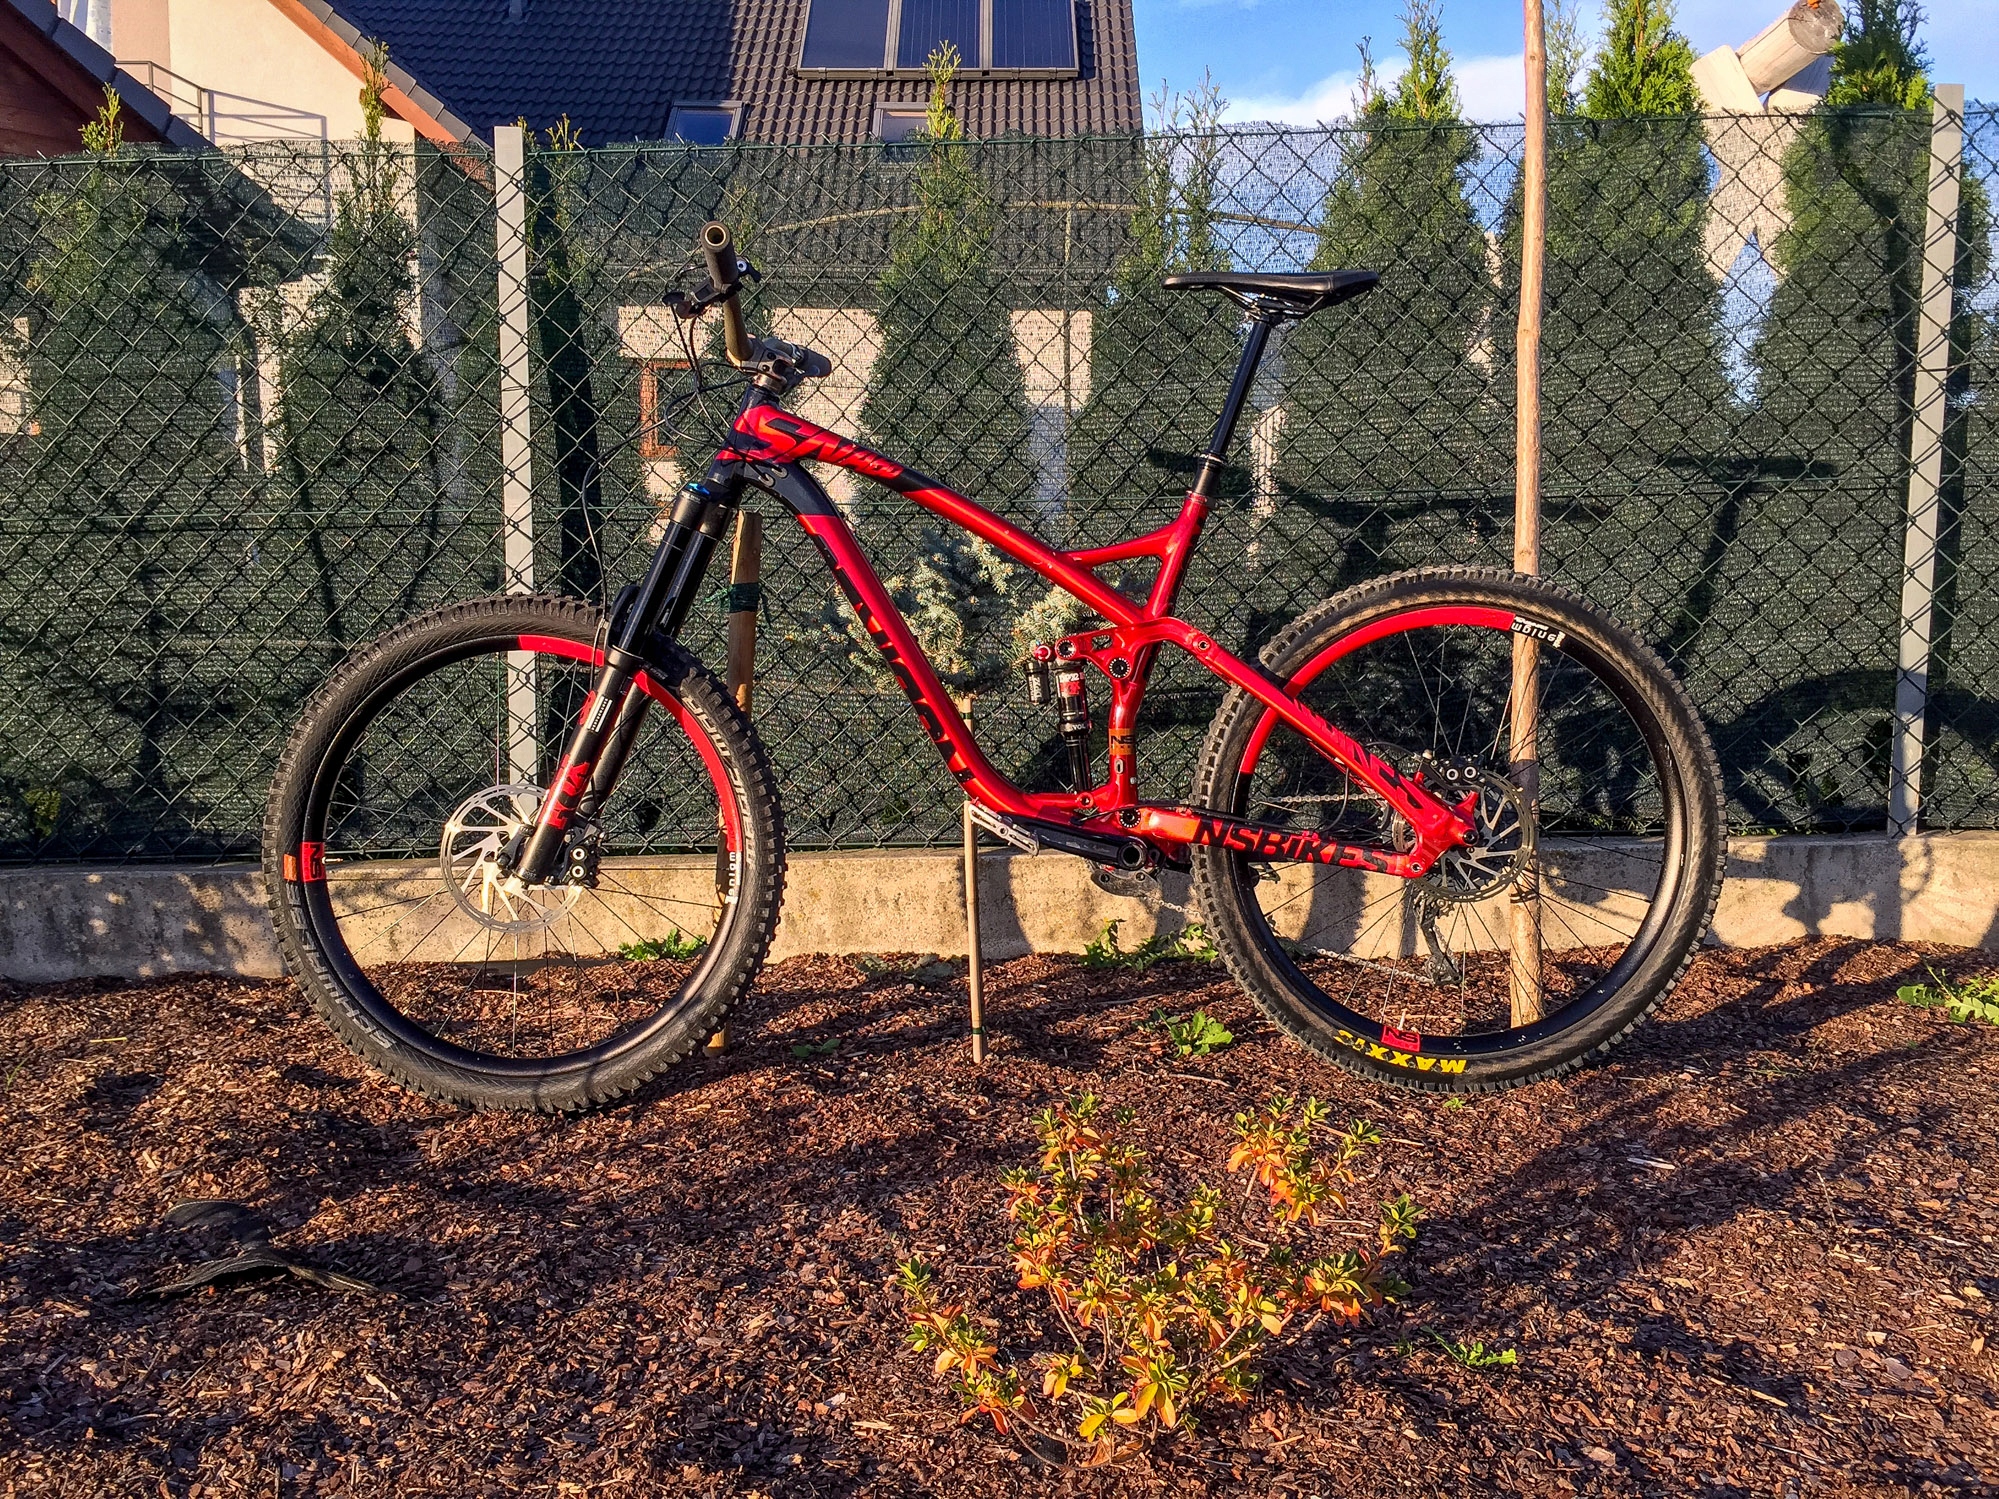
[2,832,1996,983]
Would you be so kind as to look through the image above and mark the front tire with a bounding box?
[1190,566,1722,1093]
[263,595,786,1112]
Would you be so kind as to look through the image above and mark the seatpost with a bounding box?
[1191,304,1281,502]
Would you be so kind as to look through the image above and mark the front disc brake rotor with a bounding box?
[439,784,584,933]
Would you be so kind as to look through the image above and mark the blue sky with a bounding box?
[1129,0,1999,123]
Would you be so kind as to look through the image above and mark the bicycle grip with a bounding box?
[699,220,752,367]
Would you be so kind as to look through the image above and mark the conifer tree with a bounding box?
[1066,75,1249,519]
[1826,0,1930,108]
[272,43,455,649]
[861,44,1033,512]
[1728,1,1988,826]
[832,48,1054,702]
[1500,0,1731,554]
[1273,0,1497,585]
[1581,0,1697,117]
[0,91,254,853]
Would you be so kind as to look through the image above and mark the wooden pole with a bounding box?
[1509,0,1548,1027]
[707,512,762,1056]
[963,802,987,1065]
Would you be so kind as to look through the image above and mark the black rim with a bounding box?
[1226,598,1688,1064]
[291,623,748,1077]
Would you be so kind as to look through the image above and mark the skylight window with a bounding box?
[798,0,1078,77]
[666,103,742,144]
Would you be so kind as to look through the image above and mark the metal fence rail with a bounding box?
[0,107,1992,862]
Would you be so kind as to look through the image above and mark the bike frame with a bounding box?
[513,308,1474,886]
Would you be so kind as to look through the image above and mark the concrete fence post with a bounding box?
[1888,85,1966,836]
[494,123,539,785]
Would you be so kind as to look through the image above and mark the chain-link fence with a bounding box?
[0,106,1992,862]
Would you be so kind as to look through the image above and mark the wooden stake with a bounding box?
[707,512,762,1056]
[1510,0,1548,1028]
[963,801,987,1065]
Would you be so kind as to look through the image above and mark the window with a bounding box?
[873,105,930,143]
[797,0,1078,77]
[665,103,741,144]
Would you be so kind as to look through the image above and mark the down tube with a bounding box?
[793,511,1039,818]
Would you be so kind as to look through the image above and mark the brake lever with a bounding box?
[670,261,764,320]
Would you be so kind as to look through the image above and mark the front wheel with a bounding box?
[263,595,786,1112]
[1190,566,1722,1093]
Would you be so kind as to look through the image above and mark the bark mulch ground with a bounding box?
[3,936,1998,1497]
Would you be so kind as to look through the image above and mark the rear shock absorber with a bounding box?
[1053,660,1093,791]
[1023,641,1054,705]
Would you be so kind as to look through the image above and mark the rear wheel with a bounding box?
[263,595,785,1112]
[1190,566,1721,1092]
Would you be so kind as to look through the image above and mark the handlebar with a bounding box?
[699,220,752,367]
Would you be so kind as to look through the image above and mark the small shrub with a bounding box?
[791,1038,840,1059]
[857,953,961,987]
[618,930,706,961]
[1082,920,1217,972]
[1150,1008,1234,1058]
[895,1094,1416,1463]
[1426,1329,1517,1369]
[1897,968,1999,1026]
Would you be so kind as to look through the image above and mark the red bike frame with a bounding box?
[720,404,1475,879]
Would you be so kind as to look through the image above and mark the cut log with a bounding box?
[1692,46,1763,115]
[1767,54,1833,112]
[1738,0,1844,94]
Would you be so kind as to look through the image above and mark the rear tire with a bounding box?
[262,595,785,1112]
[1190,566,1721,1093]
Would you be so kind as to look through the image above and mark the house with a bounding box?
[328,0,1142,144]
[59,0,1138,147]
[41,0,469,146]
[1,0,208,155]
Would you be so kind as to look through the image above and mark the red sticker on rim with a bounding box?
[1382,1025,1421,1053]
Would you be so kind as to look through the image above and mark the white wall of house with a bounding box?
[111,0,413,144]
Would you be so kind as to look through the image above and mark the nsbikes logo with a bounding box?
[1191,815,1396,872]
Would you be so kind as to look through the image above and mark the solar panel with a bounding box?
[797,0,1079,74]
[799,0,891,70]
[991,0,1075,70]
[896,0,982,70]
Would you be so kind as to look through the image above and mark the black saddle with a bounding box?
[1161,269,1379,318]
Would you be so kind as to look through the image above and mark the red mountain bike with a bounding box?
[264,222,1723,1111]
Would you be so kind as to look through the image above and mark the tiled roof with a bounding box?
[314,0,1140,146]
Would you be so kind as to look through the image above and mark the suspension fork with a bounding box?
[513,457,746,884]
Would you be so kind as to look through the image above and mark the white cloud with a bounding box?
[1221,53,1532,126]
[1222,69,1368,126]
[1456,53,1528,121]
